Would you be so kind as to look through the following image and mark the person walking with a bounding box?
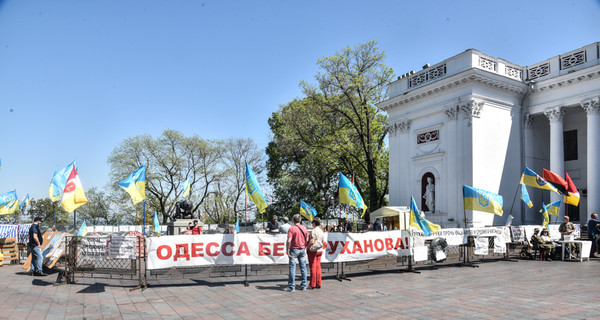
[285,214,308,292]
[587,213,600,257]
[28,217,47,276]
[308,217,325,289]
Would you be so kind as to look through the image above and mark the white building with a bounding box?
[377,43,600,227]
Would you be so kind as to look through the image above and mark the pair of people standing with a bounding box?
[285,215,325,292]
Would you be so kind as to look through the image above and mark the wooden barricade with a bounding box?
[0,237,18,265]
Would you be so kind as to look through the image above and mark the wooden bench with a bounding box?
[0,237,19,265]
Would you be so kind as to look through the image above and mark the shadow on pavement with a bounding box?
[32,279,54,286]
[77,283,106,293]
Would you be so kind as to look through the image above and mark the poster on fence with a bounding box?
[79,236,108,260]
[510,226,525,242]
[146,230,411,269]
[108,236,137,259]
[474,237,488,255]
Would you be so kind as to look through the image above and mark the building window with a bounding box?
[563,130,577,161]
[567,204,579,223]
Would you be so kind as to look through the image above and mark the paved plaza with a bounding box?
[1,257,599,320]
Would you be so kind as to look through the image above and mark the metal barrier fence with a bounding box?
[60,234,524,290]
[63,235,145,290]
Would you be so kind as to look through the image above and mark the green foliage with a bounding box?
[267,41,393,220]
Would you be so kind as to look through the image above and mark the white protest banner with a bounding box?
[147,231,411,270]
[79,236,109,260]
[494,236,506,254]
[108,236,137,259]
[474,236,488,255]
[411,226,511,246]
[510,226,525,242]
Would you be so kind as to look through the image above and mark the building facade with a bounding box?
[377,43,600,227]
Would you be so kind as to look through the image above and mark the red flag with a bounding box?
[542,169,568,195]
[565,172,580,206]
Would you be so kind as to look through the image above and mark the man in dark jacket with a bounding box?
[28,217,47,276]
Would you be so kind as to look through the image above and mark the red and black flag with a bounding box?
[542,169,568,196]
[565,172,580,206]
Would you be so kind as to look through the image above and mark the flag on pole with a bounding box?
[542,169,568,195]
[245,164,268,213]
[118,165,146,204]
[49,161,77,202]
[0,190,18,215]
[19,194,30,211]
[234,216,239,234]
[565,172,580,206]
[539,200,562,216]
[299,200,318,222]
[409,196,440,236]
[181,176,192,197]
[520,184,533,208]
[541,202,550,232]
[338,172,367,217]
[519,167,559,194]
[463,185,504,216]
[153,210,161,236]
[61,167,88,213]
[77,220,88,237]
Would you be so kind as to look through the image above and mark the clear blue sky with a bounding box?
[1,0,599,201]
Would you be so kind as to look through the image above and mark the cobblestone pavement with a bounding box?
[1,258,599,320]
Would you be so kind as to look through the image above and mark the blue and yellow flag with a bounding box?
[49,161,77,202]
[181,176,191,198]
[19,194,30,211]
[520,184,533,208]
[118,165,146,204]
[299,200,318,222]
[234,216,239,234]
[410,197,440,236]
[541,202,550,230]
[77,220,88,237]
[539,199,561,216]
[338,172,367,217]
[520,167,559,194]
[463,185,504,216]
[0,190,18,215]
[245,164,268,213]
[153,210,161,236]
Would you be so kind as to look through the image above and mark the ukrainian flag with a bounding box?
[409,197,440,236]
[246,164,268,213]
[118,165,146,205]
[339,172,367,217]
[520,167,559,194]
[539,200,561,216]
[463,185,504,216]
[299,200,317,222]
[153,210,161,236]
[19,194,30,211]
[77,220,88,237]
[0,190,18,215]
[541,202,550,230]
[520,184,533,208]
[181,176,191,198]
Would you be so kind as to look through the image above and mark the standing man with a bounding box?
[285,214,308,292]
[267,216,280,235]
[559,216,576,258]
[279,217,291,234]
[587,213,600,258]
[191,220,202,235]
[28,217,47,276]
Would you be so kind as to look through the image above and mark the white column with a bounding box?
[445,105,459,226]
[544,107,565,213]
[582,98,600,219]
[397,120,411,206]
[523,114,535,224]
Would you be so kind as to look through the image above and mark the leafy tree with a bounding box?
[268,41,393,220]
[203,138,265,224]
[76,187,112,225]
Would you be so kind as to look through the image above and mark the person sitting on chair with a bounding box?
[530,228,553,261]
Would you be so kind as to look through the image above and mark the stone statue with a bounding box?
[423,177,435,213]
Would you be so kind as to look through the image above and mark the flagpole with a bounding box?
[53,202,56,229]
[73,210,76,230]
[142,200,146,236]
[507,185,520,221]
[244,191,247,233]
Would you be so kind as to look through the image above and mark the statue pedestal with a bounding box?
[167,219,195,235]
